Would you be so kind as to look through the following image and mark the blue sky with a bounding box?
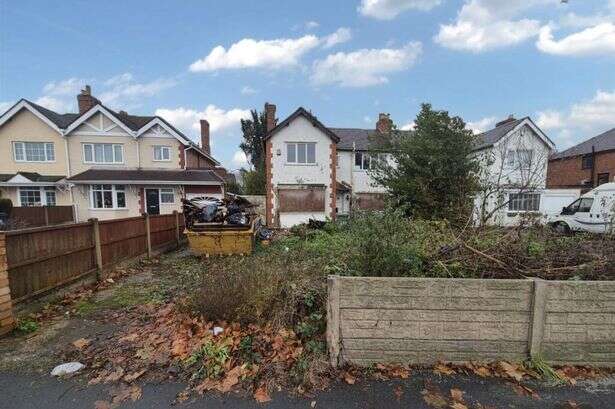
[1,0,614,169]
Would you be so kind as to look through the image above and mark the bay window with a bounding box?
[83,143,124,164]
[18,186,56,206]
[90,185,126,209]
[13,142,55,162]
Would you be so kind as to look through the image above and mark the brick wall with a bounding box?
[0,233,15,336]
[548,150,615,189]
[328,276,615,367]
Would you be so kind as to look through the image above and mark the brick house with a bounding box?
[547,127,615,191]
[263,103,404,228]
[0,86,227,221]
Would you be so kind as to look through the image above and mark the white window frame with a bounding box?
[83,143,124,164]
[286,142,316,165]
[18,186,56,207]
[153,145,171,162]
[160,188,175,204]
[89,184,127,210]
[508,192,541,212]
[354,152,386,171]
[506,149,534,169]
[13,142,55,162]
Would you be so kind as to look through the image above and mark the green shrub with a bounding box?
[16,318,38,333]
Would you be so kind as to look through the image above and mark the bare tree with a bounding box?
[475,130,550,227]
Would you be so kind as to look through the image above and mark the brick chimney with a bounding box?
[200,119,210,155]
[265,102,276,133]
[376,113,392,133]
[77,85,100,114]
[495,115,516,128]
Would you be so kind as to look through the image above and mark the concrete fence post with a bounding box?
[43,206,49,226]
[144,213,152,259]
[327,275,341,367]
[173,210,180,247]
[90,218,103,282]
[529,279,548,358]
[0,233,15,336]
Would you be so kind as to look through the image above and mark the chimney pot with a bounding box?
[495,115,517,128]
[200,119,211,155]
[119,110,128,116]
[77,84,99,114]
[265,102,276,133]
[376,113,392,133]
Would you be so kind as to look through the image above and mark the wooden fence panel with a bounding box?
[150,214,176,248]
[99,216,147,267]
[9,206,74,228]
[6,223,95,302]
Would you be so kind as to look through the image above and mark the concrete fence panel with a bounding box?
[327,276,615,367]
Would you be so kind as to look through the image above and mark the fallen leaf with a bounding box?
[472,366,492,378]
[72,338,91,350]
[499,361,524,382]
[217,366,242,393]
[450,388,464,402]
[511,383,540,400]
[450,403,468,409]
[311,401,317,408]
[434,362,456,376]
[254,385,271,403]
[343,372,356,385]
[110,384,142,405]
[105,367,125,383]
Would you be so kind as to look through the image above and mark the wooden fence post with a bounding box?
[90,218,103,282]
[174,210,180,247]
[144,213,152,258]
[0,233,15,337]
[43,206,49,226]
[529,279,548,358]
[327,275,341,367]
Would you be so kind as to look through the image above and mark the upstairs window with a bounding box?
[13,142,55,162]
[355,152,386,170]
[153,145,171,161]
[506,149,533,169]
[287,142,316,164]
[581,154,593,170]
[83,143,123,164]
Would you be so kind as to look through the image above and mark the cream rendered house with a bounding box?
[0,86,224,222]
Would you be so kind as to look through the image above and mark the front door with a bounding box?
[145,189,160,215]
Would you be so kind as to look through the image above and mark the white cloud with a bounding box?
[305,21,320,30]
[34,96,72,112]
[358,0,442,20]
[536,23,615,56]
[42,78,86,96]
[322,27,352,49]
[99,73,177,107]
[434,0,553,52]
[535,90,615,149]
[466,116,496,133]
[189,35,320,72]
[311,42,422,87]
[240,86,258,95]
[155,105,251,139]
[232,150,249,168]
[0,101,14,113]
[400,121,415,130]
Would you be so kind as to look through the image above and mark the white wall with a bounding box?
[337,151,386,194]
[269,115,333,224]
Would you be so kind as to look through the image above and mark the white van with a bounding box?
[548,182,615,234]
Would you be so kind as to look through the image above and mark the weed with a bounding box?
[527,355,565,383]
[185,340,231,380]
[16,318,38,333]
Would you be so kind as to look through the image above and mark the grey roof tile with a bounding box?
[551,127,615,160]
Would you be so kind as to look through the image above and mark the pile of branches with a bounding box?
[433,227,615,281]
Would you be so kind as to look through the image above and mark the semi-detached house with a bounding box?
[263,103,404,228]
[0,86,225,222]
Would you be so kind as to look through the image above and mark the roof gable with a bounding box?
[0,100,64,134]
[475,117,554,152]
[64,105,135,136]
[265,107,340,143]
